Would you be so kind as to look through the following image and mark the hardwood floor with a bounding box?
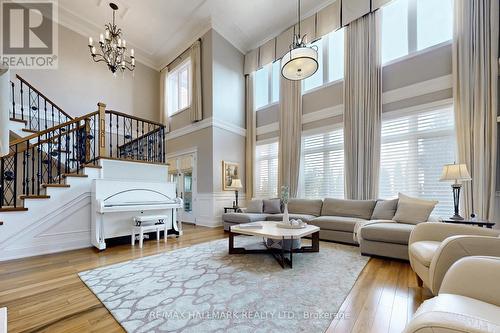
[0,225,432,333]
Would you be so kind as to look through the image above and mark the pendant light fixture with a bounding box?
[88,3,135,74]
[281,0,319,81]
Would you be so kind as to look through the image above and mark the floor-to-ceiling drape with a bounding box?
[190,40,203,122]
[245,73,255,199]
[159,69,169,132]
[344,12,382,200]
[453,0,498,220]
[279,77,302,197]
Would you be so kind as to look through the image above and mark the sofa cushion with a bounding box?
[371,199,398,220]
[287,199,323,216]
[409,241,441,267]
[309,216,366,232]
[265,213,316,223]
[246,199,263,213]
[393,193,437,224]
[321,198,377,220]
[222,212,269,224]
[360,222,415,245]
[263,199,281,214]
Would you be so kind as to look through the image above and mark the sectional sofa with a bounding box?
[222,195,437,260]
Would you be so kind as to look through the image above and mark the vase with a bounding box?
[283,204,289,224]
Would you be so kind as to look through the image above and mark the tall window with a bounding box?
[303,39,324,91]
[168,58,191,116]
[303,28,345,93]
[299,127,344,199]
[381,0,453,64]
[254,141,279,198]
[379,105,456,216]
[416,0,453,50]
[255,62,280,109]
[381,0,409,63]
[328,28,345,82]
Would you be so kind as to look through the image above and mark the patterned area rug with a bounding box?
[79,237,369,333]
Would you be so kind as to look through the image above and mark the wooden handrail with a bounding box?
[9,111,98,147]
[105,109,165,127]
[117,126,162,150]
[16,74,73,120]
[5,124,86,157]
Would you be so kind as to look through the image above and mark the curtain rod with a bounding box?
[160,38,202,72]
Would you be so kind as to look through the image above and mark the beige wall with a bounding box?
[212,127,246,193]
[11,24,160,121]
[212,30,245,128]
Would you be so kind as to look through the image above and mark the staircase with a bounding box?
[0,76,167,260]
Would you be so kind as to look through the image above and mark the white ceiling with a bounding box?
[57,0,335,70]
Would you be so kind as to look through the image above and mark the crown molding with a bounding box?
[166,117,246,141]
[157,23,213,71]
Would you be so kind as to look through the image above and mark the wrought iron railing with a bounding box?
[0,112,99,208]
[109,110,165,163]
[1,103,166,208]
[10,75,73,132]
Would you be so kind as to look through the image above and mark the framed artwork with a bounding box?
[222,161,240,191]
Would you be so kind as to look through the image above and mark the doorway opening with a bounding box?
[167,151,197,225]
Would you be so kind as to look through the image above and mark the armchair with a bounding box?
[408,222,500,295]
[404,256,500,333]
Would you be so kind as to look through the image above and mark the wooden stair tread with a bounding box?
[0,206,28,212]
[62,173,88,178]
[83,164,102,169]
[22,128,38,133]
[10,118,27,125]
[20,195,50,200]
[41,184,70,188]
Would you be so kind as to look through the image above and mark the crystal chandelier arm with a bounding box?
[88,3,134,74]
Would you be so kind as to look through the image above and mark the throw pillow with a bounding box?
[263,199,281,214]
[393,193,438,224]
[371,198,399,220]
[246,199,263,213]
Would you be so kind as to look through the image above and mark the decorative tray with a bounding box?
[276,222,307,229]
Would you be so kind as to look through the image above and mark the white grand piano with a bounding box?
[91,179,183,250]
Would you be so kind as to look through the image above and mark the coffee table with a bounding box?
[229,221,320,268]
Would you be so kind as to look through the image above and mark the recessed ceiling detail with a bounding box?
[58,0,336,70]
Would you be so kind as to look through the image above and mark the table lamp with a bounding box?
[230,178,243,208]
[439,163,471,220]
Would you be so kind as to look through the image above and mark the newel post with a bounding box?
[97,102,107,158]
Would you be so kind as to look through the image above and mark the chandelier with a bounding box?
[88,3,135,74]
[281,0,318,81]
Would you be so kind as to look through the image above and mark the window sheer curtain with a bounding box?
[344,12,382,200]
[278,77,302,197]
[245,73,255,199]
[453,0,498,220]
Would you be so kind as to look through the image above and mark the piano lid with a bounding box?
[102,188,175,206]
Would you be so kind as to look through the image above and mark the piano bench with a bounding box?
[132,215,169,248]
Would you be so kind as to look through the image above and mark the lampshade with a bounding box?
[281,46,318,80]
[230,178,243,189]
[440,163,472,182]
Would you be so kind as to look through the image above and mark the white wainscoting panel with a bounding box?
[195,192,246,227]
